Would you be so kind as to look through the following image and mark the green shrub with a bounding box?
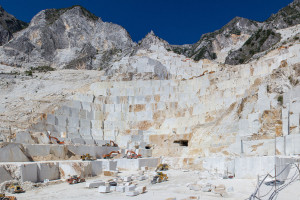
[35,66,55,72]
[277,95,283,105]
[25,70,33,76]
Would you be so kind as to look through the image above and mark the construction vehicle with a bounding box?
[103,151,120,159]
[0,193,17,200]
[156,164,169,171]
[7,183,24,194]
[48,135,64,144]
[125,150,142,159]
[66,175,85,184]
[102,140,118,147]
[80,154,95,161]
[151,172,168,184]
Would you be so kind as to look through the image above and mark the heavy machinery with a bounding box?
[103,151,120,159]
[7,183,24,194]
[125,150,142,159]
[156,164,169,171]
[0,193,17,200]
[48,135,64,144]
[80,154,95,161]
[151,172,168,184]
[102,140,118,147]
[66,175,85,184]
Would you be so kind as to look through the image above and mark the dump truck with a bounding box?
[7,183,24,194]
[66,175,85,184]
[156,164,169,171]
[151,172,168,184]
[80,154,95,161]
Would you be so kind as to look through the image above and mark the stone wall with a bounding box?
[26,44,300,164]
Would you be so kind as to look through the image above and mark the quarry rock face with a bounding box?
[0,6,134,69]
[0,2,299,174]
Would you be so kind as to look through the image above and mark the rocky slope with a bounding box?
[170,0,300,65]
[0,6,134,69]
[0,2,299,171]
[0,1,298,70]
[0,6,27,45]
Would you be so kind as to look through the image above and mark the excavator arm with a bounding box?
[48,136,64,144]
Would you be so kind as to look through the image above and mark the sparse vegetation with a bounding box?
[226,29,281,65]
[24,66,55,76]
[277,95,283,105]
[45,5,98,25]
[34,66,55,72]
[25,70,33,76]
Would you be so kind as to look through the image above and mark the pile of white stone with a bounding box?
[86,171,148,196]
[186,171,234,197]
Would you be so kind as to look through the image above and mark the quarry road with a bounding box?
[13,170,258,200]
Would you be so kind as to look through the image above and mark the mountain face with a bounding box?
[170,0,300,65]
[0,6,135,69]
[0,6,28,45]
[265,0,300,29]
[171,17,261,61]
[0,1,298,69]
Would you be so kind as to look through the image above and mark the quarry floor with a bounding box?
[12,170,256,200]
[9,169,300,200]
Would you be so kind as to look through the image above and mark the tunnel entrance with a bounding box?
[174,140,189,147]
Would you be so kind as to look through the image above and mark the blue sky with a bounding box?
[1,0,292,44]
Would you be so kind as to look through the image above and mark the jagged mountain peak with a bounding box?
[141,30,161,42]
[220,16,261,35]
[0,5,134,69]
[135,30,170,52]
[30,5,100,27]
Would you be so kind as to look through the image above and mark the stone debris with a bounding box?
[98,185,110,193]
[85,180,105,188]
[189,184,201,191]
[116,186,125,193]
[125,182,133,186]
[201,183,213,192]
[123,176,132,182]
[138,175,146,181]
[126,191,139,196]
[141,166,148,171]
[104,171,118,177]
[125,185,136,192]
[136,185,147,194]
[110,186,117,191]
[213,184,227,196]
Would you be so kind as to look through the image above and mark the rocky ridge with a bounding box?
[0,6,135,69]
[170,0,300,65]
[0,6,27,45]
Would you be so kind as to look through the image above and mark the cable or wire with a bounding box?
[248,163,300,200]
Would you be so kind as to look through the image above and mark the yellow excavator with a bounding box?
[151,172,168,184]
[7,183,24,194]
[156,164,169,171]
[0,193,17,200]
[80,154,95,161]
